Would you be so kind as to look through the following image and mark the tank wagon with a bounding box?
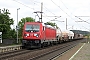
[61,30,74,41]
[56,28,63,43]
[68,31,74,40]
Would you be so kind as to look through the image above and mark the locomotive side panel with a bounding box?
[45,26,56,40]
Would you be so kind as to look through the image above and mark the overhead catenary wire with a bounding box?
[12,0,89,31]
[75,16,90,24]
[51,0,70,17]
[12,0,35,10]
[60,0,69,10]
[51,0,80,29]
[50,0,80,29]
[34,0,88,30]
[56,0,90,30]
[12,0,63,22]
[33,0,56,15]
[59,0,90,24]
[29,0,63,22]
[29,0,56,16]
[13,0,59,22]
[33,0,58,19]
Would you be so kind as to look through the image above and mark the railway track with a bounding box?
[0,49,31,60]
[0,39,86,60]
[29,39,85,60]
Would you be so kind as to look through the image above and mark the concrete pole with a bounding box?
[66,18,67,30]
[17,8,20,44]
[41,2,43,22]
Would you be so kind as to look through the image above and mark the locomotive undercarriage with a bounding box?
[22,40,41,48]
[22,39,59,48]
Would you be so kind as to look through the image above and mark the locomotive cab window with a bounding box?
[25,24,40,32]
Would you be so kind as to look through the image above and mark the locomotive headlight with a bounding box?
[34,34,37,36]
[27,34,29,36]
[24,33,29,37]
[34,34,39,37]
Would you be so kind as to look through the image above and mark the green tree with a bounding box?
[0,8,14,38]
[9,29,17,39]
[18,17,35,38]
[45,22,58,28]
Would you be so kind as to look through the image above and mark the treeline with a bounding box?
[70,30,90,36]
[0,8,15,39]
[0,8,35,39]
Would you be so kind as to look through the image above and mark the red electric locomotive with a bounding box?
[22,22,56,48]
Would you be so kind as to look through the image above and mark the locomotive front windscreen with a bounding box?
[25,24,40,32]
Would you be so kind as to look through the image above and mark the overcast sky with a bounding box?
[0,0,90,31]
